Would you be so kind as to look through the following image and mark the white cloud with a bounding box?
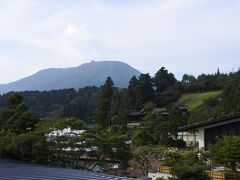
[0,0,239,83]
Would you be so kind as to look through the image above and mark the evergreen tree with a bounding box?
[135,73,154,109]
[0,92,39,134]
[6,92,24,109]
[223,71,240,113]
[181,74,199,92]
[210,136,240,171]
[154,67,177,93]
[96,77,114,128]
[111,89,129,129]
[127,76,138,109]
[154,67,177,106]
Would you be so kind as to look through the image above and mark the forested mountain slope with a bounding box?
[0,61,141,94]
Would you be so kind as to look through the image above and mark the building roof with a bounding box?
[178,113,240,131]
[129,111,144,116]
[0,160,136,180]
[177,105,188,111]
[129,108,168,116]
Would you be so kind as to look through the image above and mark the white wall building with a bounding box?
[178,131,199,147]
[179,114,240,149]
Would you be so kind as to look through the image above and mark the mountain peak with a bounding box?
[0,61,141,94]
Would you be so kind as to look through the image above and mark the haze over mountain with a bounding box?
[0,61,141,94]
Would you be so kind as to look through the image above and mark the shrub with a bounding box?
[172,163,210,180]
[210,136,240,171]
[164,148,181,167]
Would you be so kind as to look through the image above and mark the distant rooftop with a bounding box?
[179,113,240,131]
[0,160,136,180]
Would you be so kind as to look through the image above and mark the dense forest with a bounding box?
[0,67,240,178]
[0,67,235,125]
[0,87,99,123]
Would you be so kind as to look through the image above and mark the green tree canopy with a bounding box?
[181,74,199,92]
[127,76,138,109]
[0,92,39,134]
[135,73,154,109]
[210,136,240,171]
[53,118,84,130]
[96,77,114,128]
[223,71,240,113]
[165,150,210,180]
[154,67,177,93]
[6,92,24,109]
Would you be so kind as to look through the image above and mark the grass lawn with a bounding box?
[176,91,222,110]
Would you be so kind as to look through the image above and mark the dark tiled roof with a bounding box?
[129,111,144,116]
[0,160,136,180]
[178,113,240,131]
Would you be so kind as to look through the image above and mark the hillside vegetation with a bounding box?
[176,91,222,110]
[0,67,240,177]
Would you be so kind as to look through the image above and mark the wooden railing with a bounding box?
[206,171,226,180]
[158,166,240,180]
[158,166,173,174]
[226,173,240,180]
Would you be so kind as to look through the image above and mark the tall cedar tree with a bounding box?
[96,77,114,128]
[154,67,177,93]
[0,92,39,133]
[154,67,177,105]
[135,73,154,109]
[223,71,240,113]
[181,74,199,92]
[127,76,138,109]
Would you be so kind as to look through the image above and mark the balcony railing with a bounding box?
[158,166,239,180]
[158,166,173,174]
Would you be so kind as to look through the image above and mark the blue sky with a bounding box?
[0,0,240,83]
